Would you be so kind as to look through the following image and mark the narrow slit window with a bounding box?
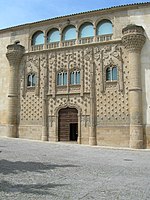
[57,71,67,86]
[106,66,117,81]
[70,70,80,85]
[27,73,36,87]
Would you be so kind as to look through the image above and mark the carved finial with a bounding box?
[122,24,146,52]
[6,43,25,67]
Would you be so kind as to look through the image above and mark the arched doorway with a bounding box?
[58,107,78,141]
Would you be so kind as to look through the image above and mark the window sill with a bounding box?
[106,80,117,83]
[57,85,67,87]
[27,86,36,90]
[70,84,81,86]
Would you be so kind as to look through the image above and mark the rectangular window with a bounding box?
[112,67,117,80]
[70,72,74,84]
[63,72,67,85]
[76,71,80,84]
[106,68,111,81]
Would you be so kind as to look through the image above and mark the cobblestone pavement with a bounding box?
[0,138,150,200]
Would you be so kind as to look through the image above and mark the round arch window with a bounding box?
[97,20,112,35]
[47,28,60,43]
[62,25,76,41]
[79,22,94,38]
[31,31,44,45]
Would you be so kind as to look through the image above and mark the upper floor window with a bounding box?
[27,73,36,87]
[57,71,67,86]
[97,20,113,35]
[63,25,76,41]
[106,66,117,81]
[79,22,94,38]
[32,31,44,45]
[47,28,60,43]
[70,70,80,85]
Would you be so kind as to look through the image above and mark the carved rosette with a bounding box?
[6,43,25,69]
[122,24,146,52]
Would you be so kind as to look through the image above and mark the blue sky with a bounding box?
[0,0,150,29]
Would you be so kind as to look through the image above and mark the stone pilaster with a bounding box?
[89,49,97,146]
[42,55,48,141]
[6,42,25,137]
[122,24,146,149]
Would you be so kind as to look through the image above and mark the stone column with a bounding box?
[89,49,97,145]
[42,55,48,141]
[122,25,146,149]
[6,42,25,137]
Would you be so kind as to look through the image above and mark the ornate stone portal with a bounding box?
[122,24,146,148]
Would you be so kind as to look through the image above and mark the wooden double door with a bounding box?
[58,107,78,141]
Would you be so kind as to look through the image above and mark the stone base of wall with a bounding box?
[144,125,150,148]
[3,124,150,149]
[80,127,89,145]
[0,124,10,137]
[18,125,42,140]
[96,126,130,147]
[0,124,18,137]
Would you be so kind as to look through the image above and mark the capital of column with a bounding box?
[122,24,146,52]
[6,42,25,68]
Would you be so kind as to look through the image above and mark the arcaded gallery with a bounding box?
[0,2,150,149]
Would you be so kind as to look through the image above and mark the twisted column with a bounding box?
[6,42,24,137]
[122,25,146,148]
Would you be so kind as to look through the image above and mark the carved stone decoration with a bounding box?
[35,57,40,96]
[118,47,124,91]
[65,51,74,63]
[24,54,40,96]
[122,24,146,52]
[49,52,56,65]
[6,43,24,69]
[80,50,84,97]
[84,47,93,61]
[122,24,146,149]
[49,52,56,97]
[97,44,124,92]
[6,42,25,137]
[20,57,26,98]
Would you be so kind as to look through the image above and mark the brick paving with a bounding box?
[0,138,150,200]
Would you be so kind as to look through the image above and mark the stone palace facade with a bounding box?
[0,2,150,148]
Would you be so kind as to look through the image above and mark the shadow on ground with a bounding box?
[0,159,78,175]
[0,180,67,196]
[0,160,77,195]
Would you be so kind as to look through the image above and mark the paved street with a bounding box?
[0,138,150,200]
